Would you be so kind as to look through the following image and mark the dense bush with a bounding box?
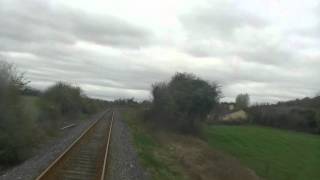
[38,82,101,126]
[81,97,104,114]
[0,60,104,165]
[21,86,42,96]
[149,73,220,134]
[248,105,320,134]
[40,82,103,127]
[0,60,40,164]
[43,82,83,114]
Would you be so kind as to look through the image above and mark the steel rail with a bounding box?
[100,111,114,180]
[35,109,111,180]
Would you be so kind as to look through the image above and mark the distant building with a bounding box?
[222,110,247,121]
[219,102,235,113]
[207,102,236,122]
[206,102,248,123]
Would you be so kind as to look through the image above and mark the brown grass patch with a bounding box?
[157,133,261,180]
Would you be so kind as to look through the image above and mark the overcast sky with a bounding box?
[1,0,320,103]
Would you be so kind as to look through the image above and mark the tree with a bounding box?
[39,82,85,123]
[150,72,220,134]
[38,82,102,126]
[235,93,250,109]
[21,86,41,96]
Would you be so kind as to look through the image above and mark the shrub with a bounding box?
[81,97,102,114]
[248,105,320,134]
[38,82,84,125]
[0,60,40,164]
[150,73,220,134]
[38,82,103,128]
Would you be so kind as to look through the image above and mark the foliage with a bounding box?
[38,82,102,126]
[0,60,40,164]
[277,96,320,108]
[248,104,320,134]
[21,86,42,96]
[150,72,220,134]
[235,93,250,109]
[41,82,83,115]
[0,59,104,165]
[81,97,102,114]
[113,98,139,106]
[205,125,320,180]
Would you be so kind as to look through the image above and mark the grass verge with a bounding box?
[123,108,260,180]
[123,108,186,180]
[204,125,320,180]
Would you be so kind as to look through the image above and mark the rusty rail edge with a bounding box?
[100,111,114,180]
[35,109,110,180]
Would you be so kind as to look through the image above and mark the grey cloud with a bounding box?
[237,45,296,65]
[1,0,319,103]
[179,1,290,66]
[4,46,170,99]
[183,39,240,58]
[179,1,304,67]
[71,15,150,47]
[183,38,296,66]
[0,0,152,50]
[180,2,267,39]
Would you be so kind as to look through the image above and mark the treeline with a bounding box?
[248,100,320,134]
[277,96,320,108]
[37,82,105,131]
[0,60,105,164]
[113,98,151,107]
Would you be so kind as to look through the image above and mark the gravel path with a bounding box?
[0,111,107,180]
[107,110,150,180]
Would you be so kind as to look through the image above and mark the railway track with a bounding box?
[36,110,114,180]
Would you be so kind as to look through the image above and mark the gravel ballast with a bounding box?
[107,110,149,180]
[0,111,107,180]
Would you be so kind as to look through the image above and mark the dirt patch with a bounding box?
[158,133,260,180]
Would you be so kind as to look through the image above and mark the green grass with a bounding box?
[204,125,320,180]
[123,108,186,180]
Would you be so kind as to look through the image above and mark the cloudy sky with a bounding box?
[1,0,320,103]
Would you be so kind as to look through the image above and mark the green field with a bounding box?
[204,125,320,180]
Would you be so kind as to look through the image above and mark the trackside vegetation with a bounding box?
[0,61,41,164]
[38,82,103,131]
[124,108,186,180]
[149,72,220,134]
[204,125,320,180]
[125,108,261,180]
[0,60,105,165]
